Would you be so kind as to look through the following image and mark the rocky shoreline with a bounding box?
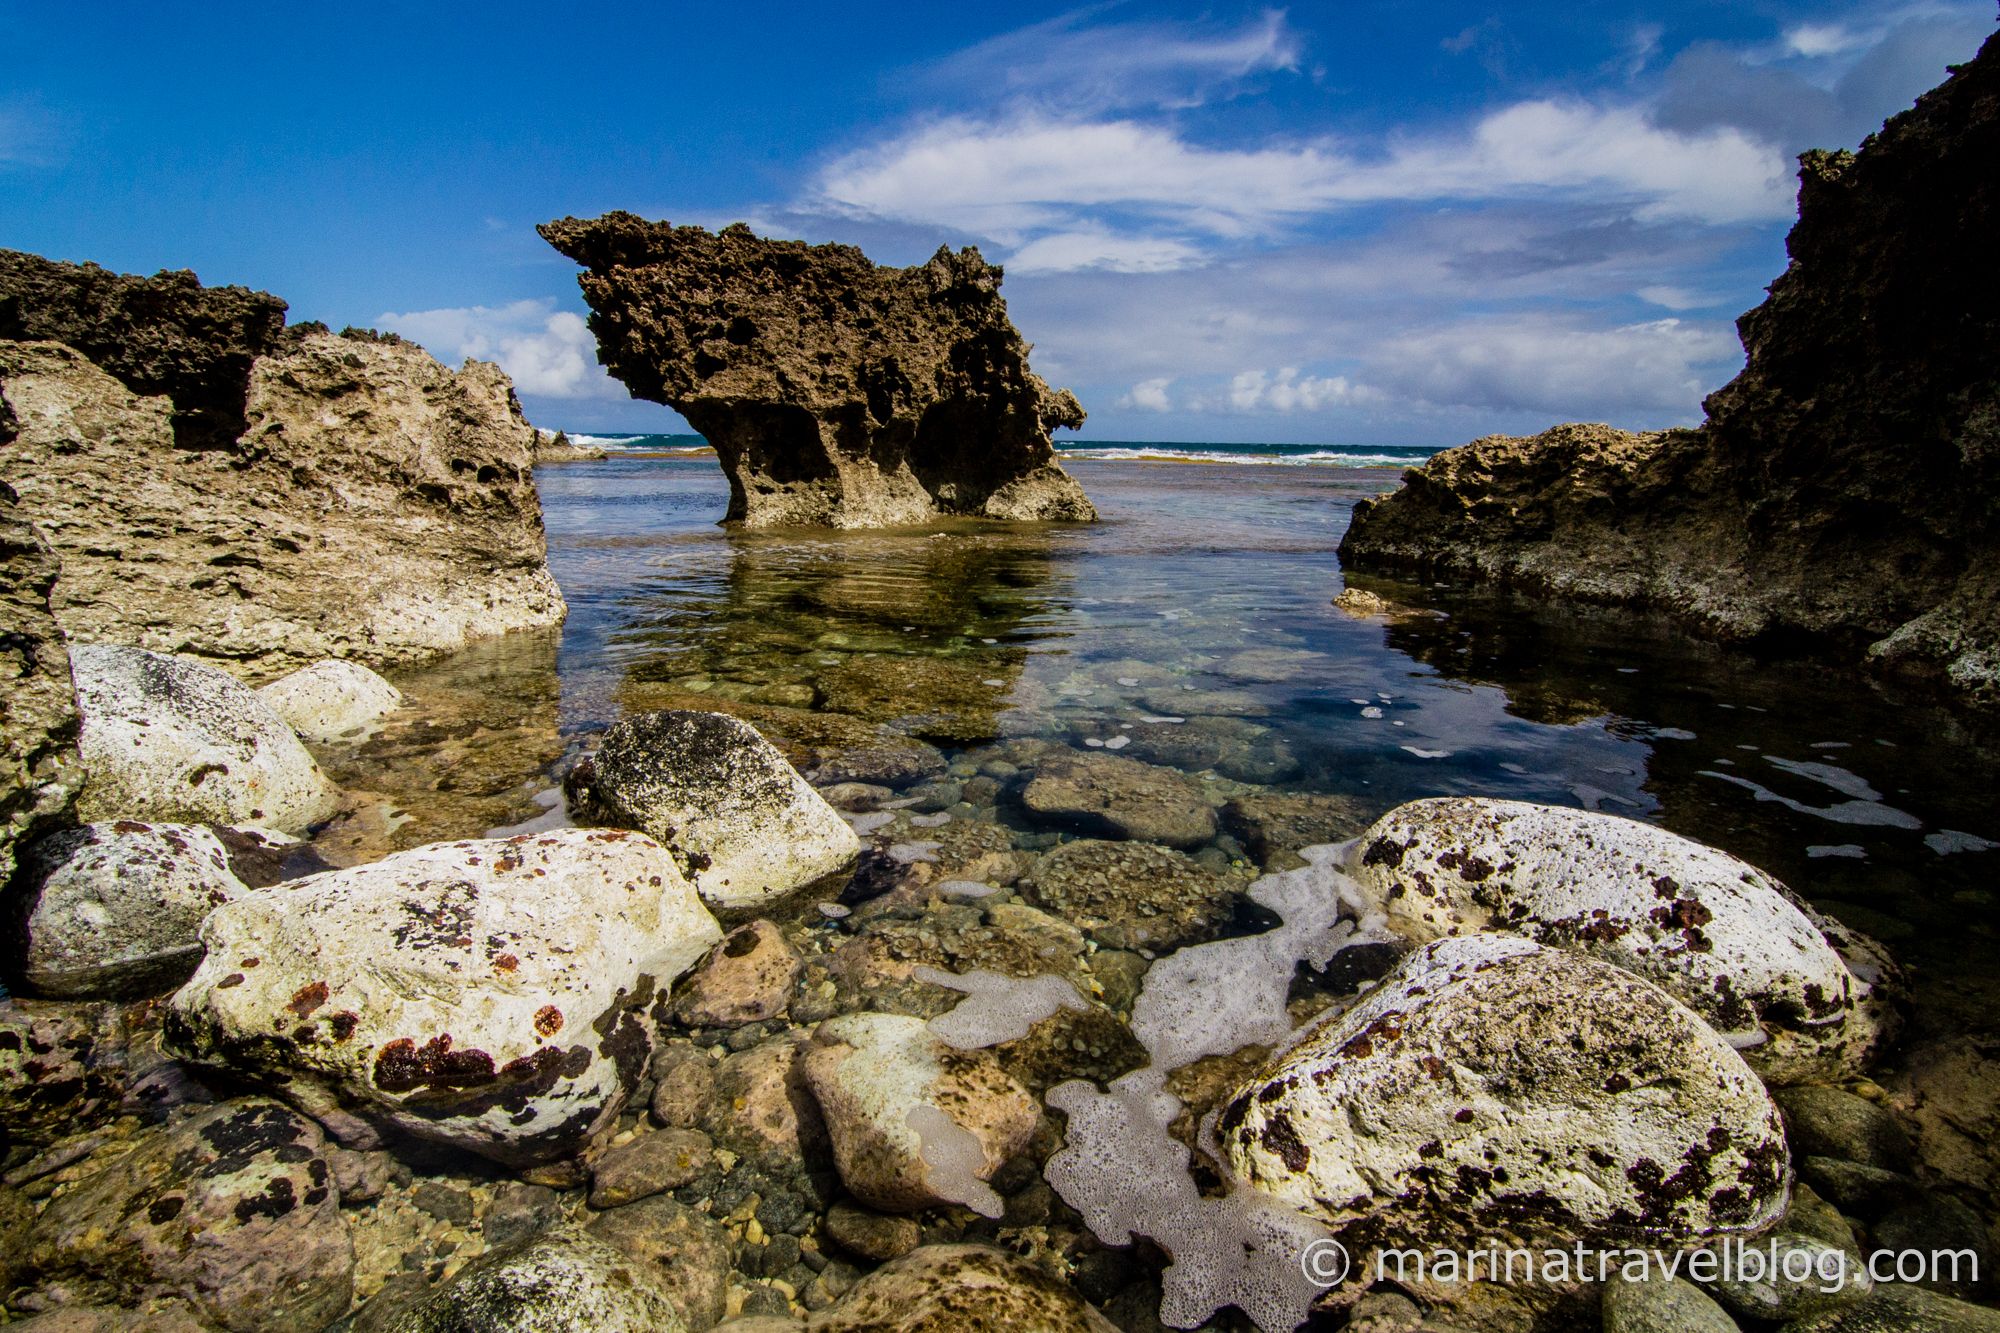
[1341,31,2000,709]
[3,55,1998,1333]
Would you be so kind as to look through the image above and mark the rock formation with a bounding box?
[1340,32,2000,704]
[0,254,566,678]
[0,486,80,893]
[538,213,1096,527]
[166,829,722,1165]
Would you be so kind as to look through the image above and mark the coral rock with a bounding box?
[539,213,1095,528]
[165,828,721,1164]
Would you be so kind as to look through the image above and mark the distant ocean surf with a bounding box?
[561,434,1436,468]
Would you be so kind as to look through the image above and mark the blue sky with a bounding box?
[3,2,1991,445]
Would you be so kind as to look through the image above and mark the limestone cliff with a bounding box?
[1340,30,2000,704]
[539,213,1095,527]
[0,257,566,680]
[0,485,81,893]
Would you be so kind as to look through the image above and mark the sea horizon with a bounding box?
[556,430,1440,468]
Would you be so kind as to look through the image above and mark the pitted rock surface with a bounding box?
[539,213,1095,528]
[564,709,858,917]
[1024,838,1241,952]
[69,644,339,835]
[1221,936,1789,1255]
[14,821,249,997]
[0,301,564,677]
[384,1226,685,1332]
[0,488,80,894]
[165,828,721,1164]
[1340,37,2000,705]
[1347,797,1896,1082]
[29,1099,354,1332]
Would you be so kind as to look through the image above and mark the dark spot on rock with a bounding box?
[1604,1073,1632,1093]
[217,973,246,989]
[147,1194,186,1224]
[374,1035,498,1092]
[232,1175,298,1223]
[329,1011,359,1042]
[533,1005,563,1038]
[1259,1113,1311,1172]
[286,980,329,1018]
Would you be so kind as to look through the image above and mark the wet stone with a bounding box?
[1602,1276,1740,1333]
[1774,1084,1915,1171]
[589,1127,714,1208]
[676,921,803,1029]
[1023,838,1243,952]
[1018,750,1218,849]
[822,1199,922,1262]
[587,1195,733,1330]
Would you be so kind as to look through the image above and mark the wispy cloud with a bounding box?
[919,7,1301,113]
[378,299,624,399]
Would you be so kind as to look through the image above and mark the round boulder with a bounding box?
[165,828,722,1164]
[1220,936,1789,1254]
[13,821,248,997]
[70,644,339,835]
[1347,797,1896,1082]
[564,710,859,918]
[256,659,404,744]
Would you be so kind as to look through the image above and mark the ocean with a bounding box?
[562,433,1440,469]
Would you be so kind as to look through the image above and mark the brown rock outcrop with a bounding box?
[539,213,1095,527]
[0,485,80,892]
[0,250,289,452]
[0,257,565,679]
[1341,30,2000,704]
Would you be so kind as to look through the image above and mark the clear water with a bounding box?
[322,454,2000,1043]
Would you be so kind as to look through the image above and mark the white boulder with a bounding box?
[70,644,339,835]
[14,821,248,997]
[1347,797,1895,1082]
[256,659,403,744]
[165,827,721,1164]
[801,1012,1038,1216]
[1221,936,1789,1253]
[564,710,859,917]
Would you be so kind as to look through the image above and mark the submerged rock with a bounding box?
[29,1099,355,1332]
[13,821,248,997]
[1220,936,1789,1255]
[565,710,859,917]
[256,659,404,744]
[585,1195,732,1329]
[69,644,340,835]
[1347,797,1895,1082]
[165,828,721,1164]
[1339,36,2000,705]
[673,920,801,1028]
[0,489,81,894]
[1019,749,1218,849]
[800,1012,1038,1216]
[808,1243,1118,1333]
[1024,838,1241,952]
[538,213,1095,528]
[384,1227,685,1332]
[0,289,565,675]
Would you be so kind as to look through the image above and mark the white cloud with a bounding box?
[1368,316,1740,416]
[1228,367,1376,411]
[1006,229,1204,274]
[1785,22,1870,58]
[923,8,1301,113]
[1121,377,1175,411]
[811,100,1792,256]
[377,299,625,400]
